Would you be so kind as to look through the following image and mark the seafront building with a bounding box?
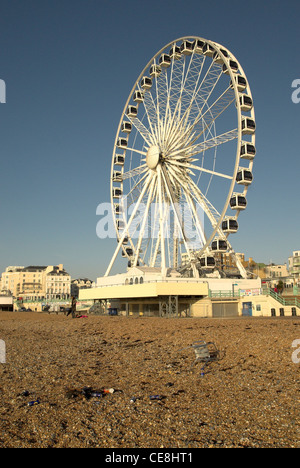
[79,250,300,318]
[0,264,71,302]
[288,251,300,285]
[71,278,95,298]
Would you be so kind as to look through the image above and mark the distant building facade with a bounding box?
[71,278,95,298]
[0,264,71,301]
[288,251,300,285]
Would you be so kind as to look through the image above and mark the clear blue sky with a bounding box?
[0,0,299,280]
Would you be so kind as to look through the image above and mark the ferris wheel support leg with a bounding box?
[157,165,167,277]
[225,239,248,279]
[177,178,207,248]
[133,175,157,267]
[104,172,154,277]
[161,165,199,279]
[232,254,248,279]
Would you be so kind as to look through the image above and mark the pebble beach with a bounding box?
[0,312,299,448]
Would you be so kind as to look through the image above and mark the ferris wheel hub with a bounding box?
[146,145,160,170]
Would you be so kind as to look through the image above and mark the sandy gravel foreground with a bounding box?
[0,312,299,448]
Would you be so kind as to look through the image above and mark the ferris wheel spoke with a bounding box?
[132,174,157,266]
[160,165,192,260]
[149,185,162,267]
[157,165,167,271]
[187,177,220,229]
[171,86,235,153]
[128,115,156,147]
[168,170,208,252]
[122,164,147,180]
[167,53,195,122]
[169,159,233,180]
[164,54,187,128]
[173,56,215,133]
[188,129,238,158]
[124,170,149,205]
[139,87,159,138]
[165,55,206,151]
[173,57,222,138]
[170,170,207,248]
[167,128,238,165]
[126,147,147,157]
[105,172,155,276]
[196,59,223,113]
[189,86,236,146]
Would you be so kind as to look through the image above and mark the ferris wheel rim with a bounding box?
[108,36,256,277]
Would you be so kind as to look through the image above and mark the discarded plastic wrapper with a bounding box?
[28,399,40,407]
[149,395,163,400]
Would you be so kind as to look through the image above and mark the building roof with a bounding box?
[24,266,47,271]
[47,269,69,276]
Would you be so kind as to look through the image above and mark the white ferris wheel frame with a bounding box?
[105,36,256,278]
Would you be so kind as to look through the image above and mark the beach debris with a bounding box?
[27,399,40,407]
[179,340,220,374]
[66,386,116,401]
[165,382,174,387]
[149,395,165,401]
[172,389,185,396]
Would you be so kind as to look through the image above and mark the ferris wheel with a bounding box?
[105,37,256,279]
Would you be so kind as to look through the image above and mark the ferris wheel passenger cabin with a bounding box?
[223,60,239,74]
[116,220,124,230]
[240,142,256,160]
[213,48,229,64]
[117,138,128,150]
[211,239,228,252]
[150,64,161,77]
[236,168,253,186]
[114,204,121,215]
[230,193,247,210]
[141,77,152,90]
[133,91,144,103]
[112,171,123,182]
[180,40,193,55]
[230,74,247,92]
[159,54,171,67]
[192,39,205,54]
[121,122,132,133]
[203,43,215,57]
[121,236,128,245]
[222,218,239,233]
[126,106,138,118]
[122,248,133,257]
[112,187,123,199]
[200,256,216,269]
[114,154,125,166]
[241,117,256,135]
[239,94,253,112]
[169,44,181,60]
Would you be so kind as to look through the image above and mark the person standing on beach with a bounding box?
[67,296,77,318]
